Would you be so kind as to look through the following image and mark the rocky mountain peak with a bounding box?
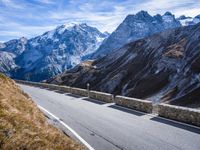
[92,11,181,58]
[19,37,28,44]
[195,14,200,19]
[163,11,173,16]
[135,10,151,18]
[153,14,162,20]
[177,15,191,20]
[162,11,179,24]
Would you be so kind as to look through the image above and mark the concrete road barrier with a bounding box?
[158,103,200,127]
[71,87,88,97]
[59,85,71,93]
[45,84,60,90]
[89,91,113,103]
[115,96,153,113]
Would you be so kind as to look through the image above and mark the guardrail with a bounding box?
[16,80,200,127]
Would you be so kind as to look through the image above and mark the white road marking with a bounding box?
[22,83,200,131]
[38,105,95,150]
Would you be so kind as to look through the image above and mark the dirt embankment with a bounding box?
[0,73,85,150]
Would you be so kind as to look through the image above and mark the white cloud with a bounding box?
[49,0,200,33]
[34,0,55,4]
[0,0,200,42]
[135,0,200,17]
[0,21,56,39]
[0,0,24,9]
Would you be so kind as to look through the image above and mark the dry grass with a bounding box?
[163,38,186,58]
[0,74,85,150]
[80,60,94,67]
[164,50,183,58]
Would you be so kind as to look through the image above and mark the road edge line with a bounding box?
[38,105,95,150]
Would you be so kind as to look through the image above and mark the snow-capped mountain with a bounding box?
[178,15,200,26]
[1,11,200,82]
[0,23,109,81]
[92,11,181,58]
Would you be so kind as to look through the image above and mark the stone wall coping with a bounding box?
[71,87,87,91]
[90,90,112,96]
[59,85,70,88]
[115,95,152,104]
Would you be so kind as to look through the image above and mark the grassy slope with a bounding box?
[0,74,85,150]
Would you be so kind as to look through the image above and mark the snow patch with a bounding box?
[0,43,6,49]
[57,23,76,34]
[30,41,39,47]
[193,18,200,24]
[162,15,174,23]
[70,55,81,67]
[54,39,59,42]
[0,51,17,72]
[41,30,56,39]
[179,18,194,26]
[96,36,104,43]
[59,43,67,49]
[20,37,28,44]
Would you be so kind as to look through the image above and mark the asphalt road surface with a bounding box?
[19,84,200,150]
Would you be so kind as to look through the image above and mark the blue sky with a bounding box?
[0,0,200,42]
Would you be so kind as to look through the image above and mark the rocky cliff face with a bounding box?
[0,23,108,81]
[0,51,17,75]
[92,11,181,58]
[49,23,200,108]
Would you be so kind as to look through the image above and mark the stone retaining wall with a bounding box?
[59,86,71,93]
[16,80,200,126]
[71,87,88,97]
[115,96,153,113]
[158,104,200,127]
[89,91,113,103]
[45,84,60,90]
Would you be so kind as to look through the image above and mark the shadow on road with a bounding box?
[45,88,56,91]
[54,90,66,94]
[82,98,106,105]
[37,87,47,89]
[151,117,200,134]
[66,93,82,98]
[108,104,145,116]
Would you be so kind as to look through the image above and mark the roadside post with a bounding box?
[87,83,90,97]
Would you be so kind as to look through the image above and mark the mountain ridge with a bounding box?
[1,11,200,82]
[91,11,200,59]
[48,22,200,108]
[91,11,181,58]
[0,23,109,81]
